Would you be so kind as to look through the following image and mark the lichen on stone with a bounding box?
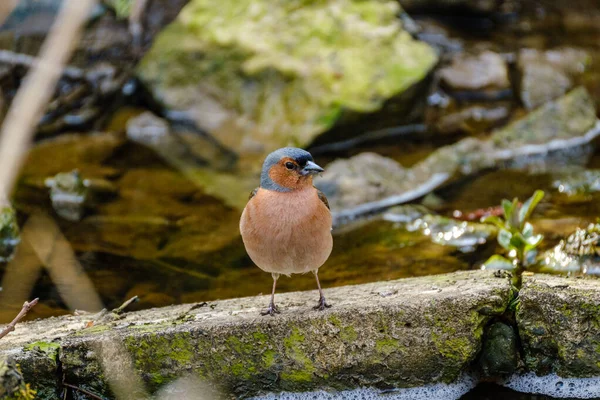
[137,0,437,158]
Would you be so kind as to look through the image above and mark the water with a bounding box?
[1,3,600,399]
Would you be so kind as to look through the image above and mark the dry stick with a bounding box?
[0,298,39,340]
[0,0,97,199]
[112,295,139,315]
[62,382,106,400]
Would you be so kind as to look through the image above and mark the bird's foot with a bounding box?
[261,303,280,316]
[313,296,331,311]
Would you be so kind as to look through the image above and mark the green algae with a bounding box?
[375,338,404,356]
[23,342,60,362]
[137,0,437,159]
[281,328,316,383]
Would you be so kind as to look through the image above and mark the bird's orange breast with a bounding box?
[240,187,332,275]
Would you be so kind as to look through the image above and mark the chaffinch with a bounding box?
[240,147,332,316]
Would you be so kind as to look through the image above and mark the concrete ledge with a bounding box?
[517,274,600,377]
[0,271,510,398]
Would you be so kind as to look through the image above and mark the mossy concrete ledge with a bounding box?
[517,274,600,378]
[0,271,510,398]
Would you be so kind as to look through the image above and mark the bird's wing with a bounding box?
[248,187,259,200]
[316,188,330,210]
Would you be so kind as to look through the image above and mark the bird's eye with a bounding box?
[285,162,295,170]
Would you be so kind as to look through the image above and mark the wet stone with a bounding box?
[539,223,600,275]
[318,88,600,223]
[479,322,519,377]
[551,168,600,197]
[383,206,496,253]
[439,51,510,92]
[517,274,600,377]
[518,48,590,110]
[0,271,511,398]
[44,170,90,222]
[434,104,511,135]
[137,0,437,165]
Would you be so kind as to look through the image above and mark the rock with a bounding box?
[384,206,496,253]
[518,48,590,110]
[318,87,600,226]
[478,322,519,377]
[317,153,409,210]
[0,0,190,136]
[439,51,510,92]
[434,104,510,135]
[0,356,33,399]
[398,0,503,13]
[137,0,437,166]
[0,271,511,398]
[44,170,89,222]
[0,205,19,262]
[551,168,600,199]
[517,274,600,377]
[404,214,495,253]
[414,18,463,54]
[539,222,600,275]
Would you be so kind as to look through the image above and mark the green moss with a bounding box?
[281,328,316,383]
[375,338,403,356]
[124,331,196,386]
[74,324,110,336]
[138,0,437,160]
[23,342,60,362]
[328,315,358,342]
[433,336,473,363]
[252,332,269,343]
[262,350,277,368]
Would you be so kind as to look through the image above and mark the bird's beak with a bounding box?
[301,161,324,176]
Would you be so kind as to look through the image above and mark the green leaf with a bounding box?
[498,229,512,250]
[510,232,528,250]
[518,190,544,228]
[510,198,520,228]
[522,222,534,238]
[502,199,514,221]
[482,215,506,229]
[524,234,544,252]
[483,255,515,270]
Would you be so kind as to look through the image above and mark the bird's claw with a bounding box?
[261,303,280,316]
[313,296,331,311]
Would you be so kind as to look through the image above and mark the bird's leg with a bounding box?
[313,270,331,311]
[261,273,281,316]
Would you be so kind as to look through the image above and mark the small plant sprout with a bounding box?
[481,190,545,288]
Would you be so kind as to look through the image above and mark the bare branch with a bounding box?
[113,295,139,315]
[0,0,17,26]
[63,382,106,400]
[0,298,39,340]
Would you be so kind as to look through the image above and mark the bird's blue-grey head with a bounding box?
[260,147,324,192]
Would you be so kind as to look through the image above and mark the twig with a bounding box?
[0,0,97,199]
[112,295,139,315]
[0,298,39,340]
[63,382,106,400]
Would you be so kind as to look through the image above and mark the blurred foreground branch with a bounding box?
[0,298,38,340]
[0,0,17,26]
[0,0,96,199]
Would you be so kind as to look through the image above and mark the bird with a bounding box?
[239,147,333,316]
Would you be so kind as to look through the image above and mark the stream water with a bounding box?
[1,1,600,399]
